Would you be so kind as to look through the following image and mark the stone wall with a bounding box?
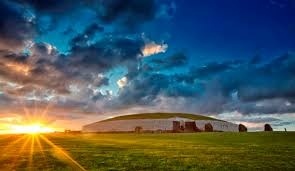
[195,120,238,132]
[82,118,239,132]
[83,119,174,132]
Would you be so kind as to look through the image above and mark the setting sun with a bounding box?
[10,123,55,134]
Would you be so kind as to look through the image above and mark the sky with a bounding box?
[0,0,295,132]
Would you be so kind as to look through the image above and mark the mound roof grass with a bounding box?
[100,113,223,122]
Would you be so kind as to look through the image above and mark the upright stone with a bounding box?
[204,123,213,132]
[238,124,247,132]
[264,124,273,131]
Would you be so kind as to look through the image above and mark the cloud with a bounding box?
[218,111,281,123]
[0,38,114,102]
[272,121,295,127]
[69,36,144,74]
[13,0,160,41]
[0,1,35,51]
[141,41,168,57]
[106,52,295,116]
[0,0,172,125]
[70,23,104,47]
[0,44,72,94]
[148,52,187,70]
[156,2,177,19]
[17,0,82,15]
[117,76,128,88]
[96,0,157,27]
[0,0,294,131]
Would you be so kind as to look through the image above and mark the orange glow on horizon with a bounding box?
[9,123,55,134]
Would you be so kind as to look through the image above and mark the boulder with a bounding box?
[264,124,273,131]
[238,124,247,132]
[134,126,143,133]
[185,122,201,132]
[204,123,213,132]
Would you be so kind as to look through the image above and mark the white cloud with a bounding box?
[117,77,128,88]
[141,41,168,57]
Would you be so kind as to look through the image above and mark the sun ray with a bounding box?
[28,135,35,170]
[40,135,87,171]
[35,135,45,155]
[40,102,53,121]
[8,135,32,170]
[35,135,49,168]
[0,135,27,159]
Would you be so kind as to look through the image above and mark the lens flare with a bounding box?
[10,123,54,134]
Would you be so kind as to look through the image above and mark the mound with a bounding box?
[82,113,238,133]
[100,113,222,122]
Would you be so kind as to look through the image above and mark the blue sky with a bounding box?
[0,0,295,132]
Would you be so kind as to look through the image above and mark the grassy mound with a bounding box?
[100,113,222,122]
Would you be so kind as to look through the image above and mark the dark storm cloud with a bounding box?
[16,0,81,13]
[111,52,295,115]
[174,61,241,84]
[195,53,295,114]
[97,0,156,27]
[69,37,144,72]
[17,0,157,23]
[0,39,116,98]
[0,0,35,51]
[0,0,169,117]
[115,73,170,106]
[232,54,295,103]
[70,23,104,47]
[17,0,158,33]
[0,0,147,102]
[111,72,200,108]
[1,0,295,121]
[0,50,70,94]
[149,52,188,70]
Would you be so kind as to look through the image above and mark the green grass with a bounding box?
[100,113,221,122]
[0,132,295,170]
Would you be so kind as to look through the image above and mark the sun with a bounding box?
[10,123,55,134]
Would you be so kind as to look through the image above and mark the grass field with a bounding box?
[0,132,295,170]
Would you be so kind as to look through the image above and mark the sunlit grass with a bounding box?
[0,132,295,170]
[0,134,86,170]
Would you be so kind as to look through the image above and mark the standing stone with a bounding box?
[135,126,143,133]
[185,122,201,132]
[264,124,273,131]
[204,123,213,132]
[173,121,181,132]
[238,124,247,132]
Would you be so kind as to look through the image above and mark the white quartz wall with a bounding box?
[83,118,239,132]
[195,120,238,132]
[83,119,173,132]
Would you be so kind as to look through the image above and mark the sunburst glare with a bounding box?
[9,123,55,134]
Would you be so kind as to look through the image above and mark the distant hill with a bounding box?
[100,113,223,122]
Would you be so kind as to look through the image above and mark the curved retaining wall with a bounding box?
[195,120,238,132]
[83,119,173,132]
[82,118,238,132]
